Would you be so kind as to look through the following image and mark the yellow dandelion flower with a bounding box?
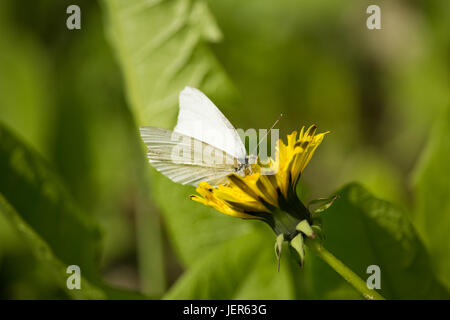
[190,125,330,266]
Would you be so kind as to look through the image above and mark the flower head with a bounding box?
[191,125,328,232]
[190,125,329,267]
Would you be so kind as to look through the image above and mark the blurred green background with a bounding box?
[0,0,448,299]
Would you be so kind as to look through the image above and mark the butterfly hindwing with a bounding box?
[140,126,240,187]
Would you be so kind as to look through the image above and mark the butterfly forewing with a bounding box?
[174,87,246,161]
[140,127,240,187]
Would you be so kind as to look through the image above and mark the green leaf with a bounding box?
[412,106,450,290]
[0,11,54,155]
[0,194,105,299]
[101,0,278,297]
[101,0,235,128]
[101,0,239,294]
[0,123,102,280]
[313,183,449,299]
[101,0,241,276]
[0,122,147,299]
[164,229,294,299]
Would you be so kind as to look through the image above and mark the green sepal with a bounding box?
[274,233,285,272]
[308,195,338,214]
[296,219,315,238]
[289,233,305,267]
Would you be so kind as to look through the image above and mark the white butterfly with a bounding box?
[140,87,250,187]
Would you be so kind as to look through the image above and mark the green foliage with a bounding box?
[0,0,448,299]
[0,124,102,280]
[165,229,295,299]
[0,123,146,299]
[315,183,449,299]
[101,0,239,295]
[0,194,105,299]
[0,2,54,155]
[102,0,235,128]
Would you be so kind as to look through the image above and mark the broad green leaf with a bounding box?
[0,195,105,299]
[313,183,449,299]
[0,123,102,280]
[164,228,294,299]
[0,123,147,299]
[412,106,450,290]
[0,5,55,156]
[101,0,235,128]
[164,231,262,299]
[101,0,238,294]
[101,0,239,268]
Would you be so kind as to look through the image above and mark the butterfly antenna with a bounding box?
[252,113,283,157]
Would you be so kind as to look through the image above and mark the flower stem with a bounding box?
[305,238,385,300]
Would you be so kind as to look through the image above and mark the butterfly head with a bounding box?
[234,155,256,177]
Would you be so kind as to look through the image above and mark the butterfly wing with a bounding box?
[174,87,246,161]
[140,126,240,187]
